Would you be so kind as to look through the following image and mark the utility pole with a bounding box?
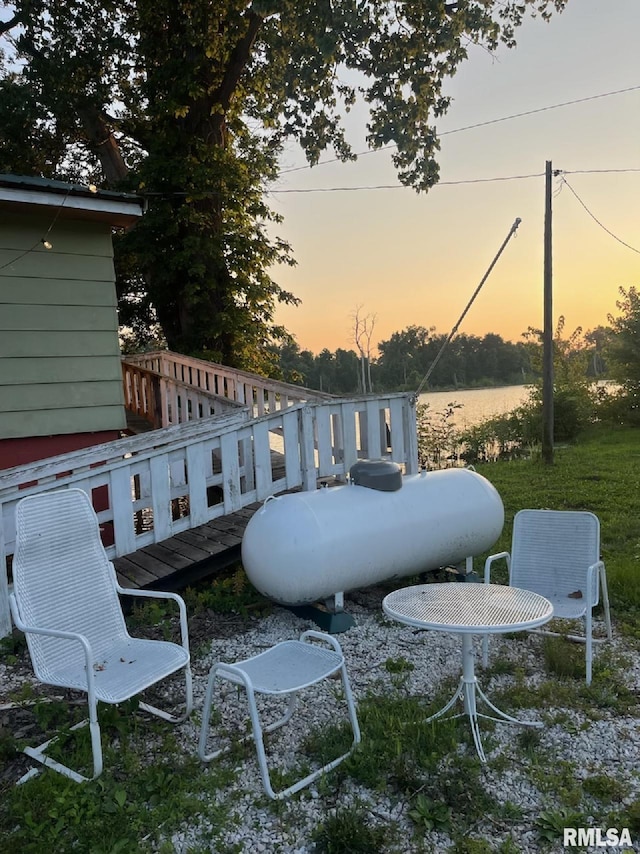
[542,160,554,465]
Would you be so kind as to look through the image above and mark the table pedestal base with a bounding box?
[425,634,542,763]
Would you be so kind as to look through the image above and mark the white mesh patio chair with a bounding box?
[483,509,612,684]
[9,488,193,783]
[198,629,361,799]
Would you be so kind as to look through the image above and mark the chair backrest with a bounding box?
[510,509,601,605]
[13,488,128,680]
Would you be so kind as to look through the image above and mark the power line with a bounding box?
[280,84,640,175]
[440,85,640,136]
[559,175,640,255]
[270,171,544,193]
[563,168,640,177]
[269,167,640,194]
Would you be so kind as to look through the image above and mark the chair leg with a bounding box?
[246,676,360,800]
[198,674,297,765]
[199,661,361,800]
[19,665,193,786]
[89,700,104,778]
[583,566,613,687]
[19,698,104,785]
[245,683,279,800]
[139,663,194,723]
[198,665,227,763]
[263,693,297,734]
[339,661,361,749]
[600,567,613,641]
[585,607,593,686]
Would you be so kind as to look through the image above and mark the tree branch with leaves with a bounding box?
[0,0,568,370]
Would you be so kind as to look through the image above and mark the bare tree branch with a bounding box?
[0,10,27,37]
[351,305,377,393]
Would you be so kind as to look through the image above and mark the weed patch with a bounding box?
[313,800,394,853]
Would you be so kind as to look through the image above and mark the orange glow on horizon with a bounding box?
[270,0,640,356]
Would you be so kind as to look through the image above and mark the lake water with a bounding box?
[419,385,529,429]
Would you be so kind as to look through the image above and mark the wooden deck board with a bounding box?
[115,556,161,589]
[140,543,193,571]
[204,516,251,534]
[172,529,234,553]
[120,548,175,580]
[149,535,212,562]
[113,505,257,590]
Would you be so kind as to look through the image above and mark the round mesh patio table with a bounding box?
[382,582,553,762]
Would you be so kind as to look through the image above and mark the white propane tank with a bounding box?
[241,467,504,605]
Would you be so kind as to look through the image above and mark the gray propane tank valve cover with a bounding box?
[349,459,403,492]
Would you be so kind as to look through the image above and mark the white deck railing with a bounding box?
[121,360,245,429]
[0,393,417,636]
[123,350,334,418]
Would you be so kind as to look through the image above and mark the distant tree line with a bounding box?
[273,326,534,394]
[271,320,617,395]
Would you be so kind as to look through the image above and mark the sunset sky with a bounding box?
[269,0,640,356]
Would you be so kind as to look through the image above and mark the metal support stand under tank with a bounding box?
[445,556,479,583]
[288,591,356,634]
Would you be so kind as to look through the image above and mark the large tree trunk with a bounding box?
[118,4,267,364]
[151,13,263,362]
[78,108,129,185]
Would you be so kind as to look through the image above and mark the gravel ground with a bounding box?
[2,585,639,853]
[172,587,640,854]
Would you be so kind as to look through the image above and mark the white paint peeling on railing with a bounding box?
[0,393,417,637]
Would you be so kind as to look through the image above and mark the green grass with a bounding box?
[183,565,272,616]
[0,698,239,854]
[2,748,237,854]
[313,799,395,853]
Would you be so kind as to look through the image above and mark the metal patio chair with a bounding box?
[198,629,361,799]
[483,509,612,684]
[9,488,193,783]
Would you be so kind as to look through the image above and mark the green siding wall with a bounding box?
[0,331,121,359]
[0,219,114,254]
[0,407,126,439]
[0,380,124,411]
[1,356,122,385]
[0,279,116,307]
[0,250,115,282]
[0,212,126,440]
[2,304,118,331]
